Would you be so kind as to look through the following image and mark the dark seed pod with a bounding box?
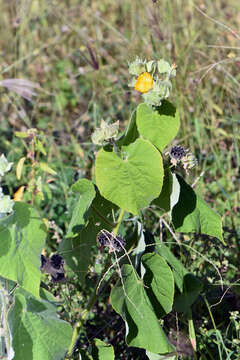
[97,230,125,252]
[51,272,66,283]
[112,235,126,251]
[170,145,186,160]
[40,253,66,283]
[50,254,64,269]
[97,231,109,247]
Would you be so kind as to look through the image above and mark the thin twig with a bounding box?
[194,5,240,41]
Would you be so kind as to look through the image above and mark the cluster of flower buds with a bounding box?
[167,145,198,175]
[91,119,119,146]
[0,154,14,218]
[40,254,66,283]
[97,229,125,253]
[128,57,177,106]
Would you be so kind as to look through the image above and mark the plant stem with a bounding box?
[203,295,223,360]
[113,208,125,236]
[187,309,197,359]
[65,209,125,358]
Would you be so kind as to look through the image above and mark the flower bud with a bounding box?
[0,191,14,216]
[91,120,119,145]
[128,57,146,76]
[0,154,13,177]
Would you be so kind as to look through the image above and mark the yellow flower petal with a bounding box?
[134,72,153,93]
[13,185,25,202]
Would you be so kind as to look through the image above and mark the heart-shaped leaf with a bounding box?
[136,101,180,151]
[96,138,163,215]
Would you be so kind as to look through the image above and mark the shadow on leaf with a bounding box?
[172,175,197,228]
[155,100,177,117]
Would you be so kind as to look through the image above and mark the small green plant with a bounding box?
[0,57,224,360]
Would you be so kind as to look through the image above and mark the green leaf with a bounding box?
[60,190,116,284]
[110,265,174,354]
[14,131,29,138]
[136,101,180,151]
[157,59,172,74]
[117,109,139,146]
[66,179,96,238]
[155,242,188,292]
[92,339,114,360]
[16,157,26,180]
[155,242,202,311]
[146,350,177,360]
[35,139,47,156]
[0,202,46,298]
[39,162,57,175]
[8,288,72,360]
[90,189,117,230]
[96,139,163,215]
[188,311,197,351]
[152,167,173,212]
[171,175,224,244]
[174,274,203,313]
[142,253,174,317]
[60,221,97,285]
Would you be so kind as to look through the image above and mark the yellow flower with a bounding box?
[134,72,153,93]
[13,185,25,201]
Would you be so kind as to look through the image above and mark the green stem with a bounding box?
[203,295,222,360]
[187,309,197,359]
[113,208,125,236]
[65,209,125,358]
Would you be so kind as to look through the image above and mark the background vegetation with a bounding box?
[0,0,240,358]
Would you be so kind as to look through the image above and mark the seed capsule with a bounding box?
[97,229,125,252]
[170,145,186,160]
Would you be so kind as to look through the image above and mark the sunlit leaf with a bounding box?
[8,288,72,360]
[111,265,174,354]
[92,339,114,360]
[96,139,163,215]
[66,179,96,238]
[0,202,46,298]
[136,101,180,151]
[16,157,26,180]
[142,253,174,317]
[39,162,57,175]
